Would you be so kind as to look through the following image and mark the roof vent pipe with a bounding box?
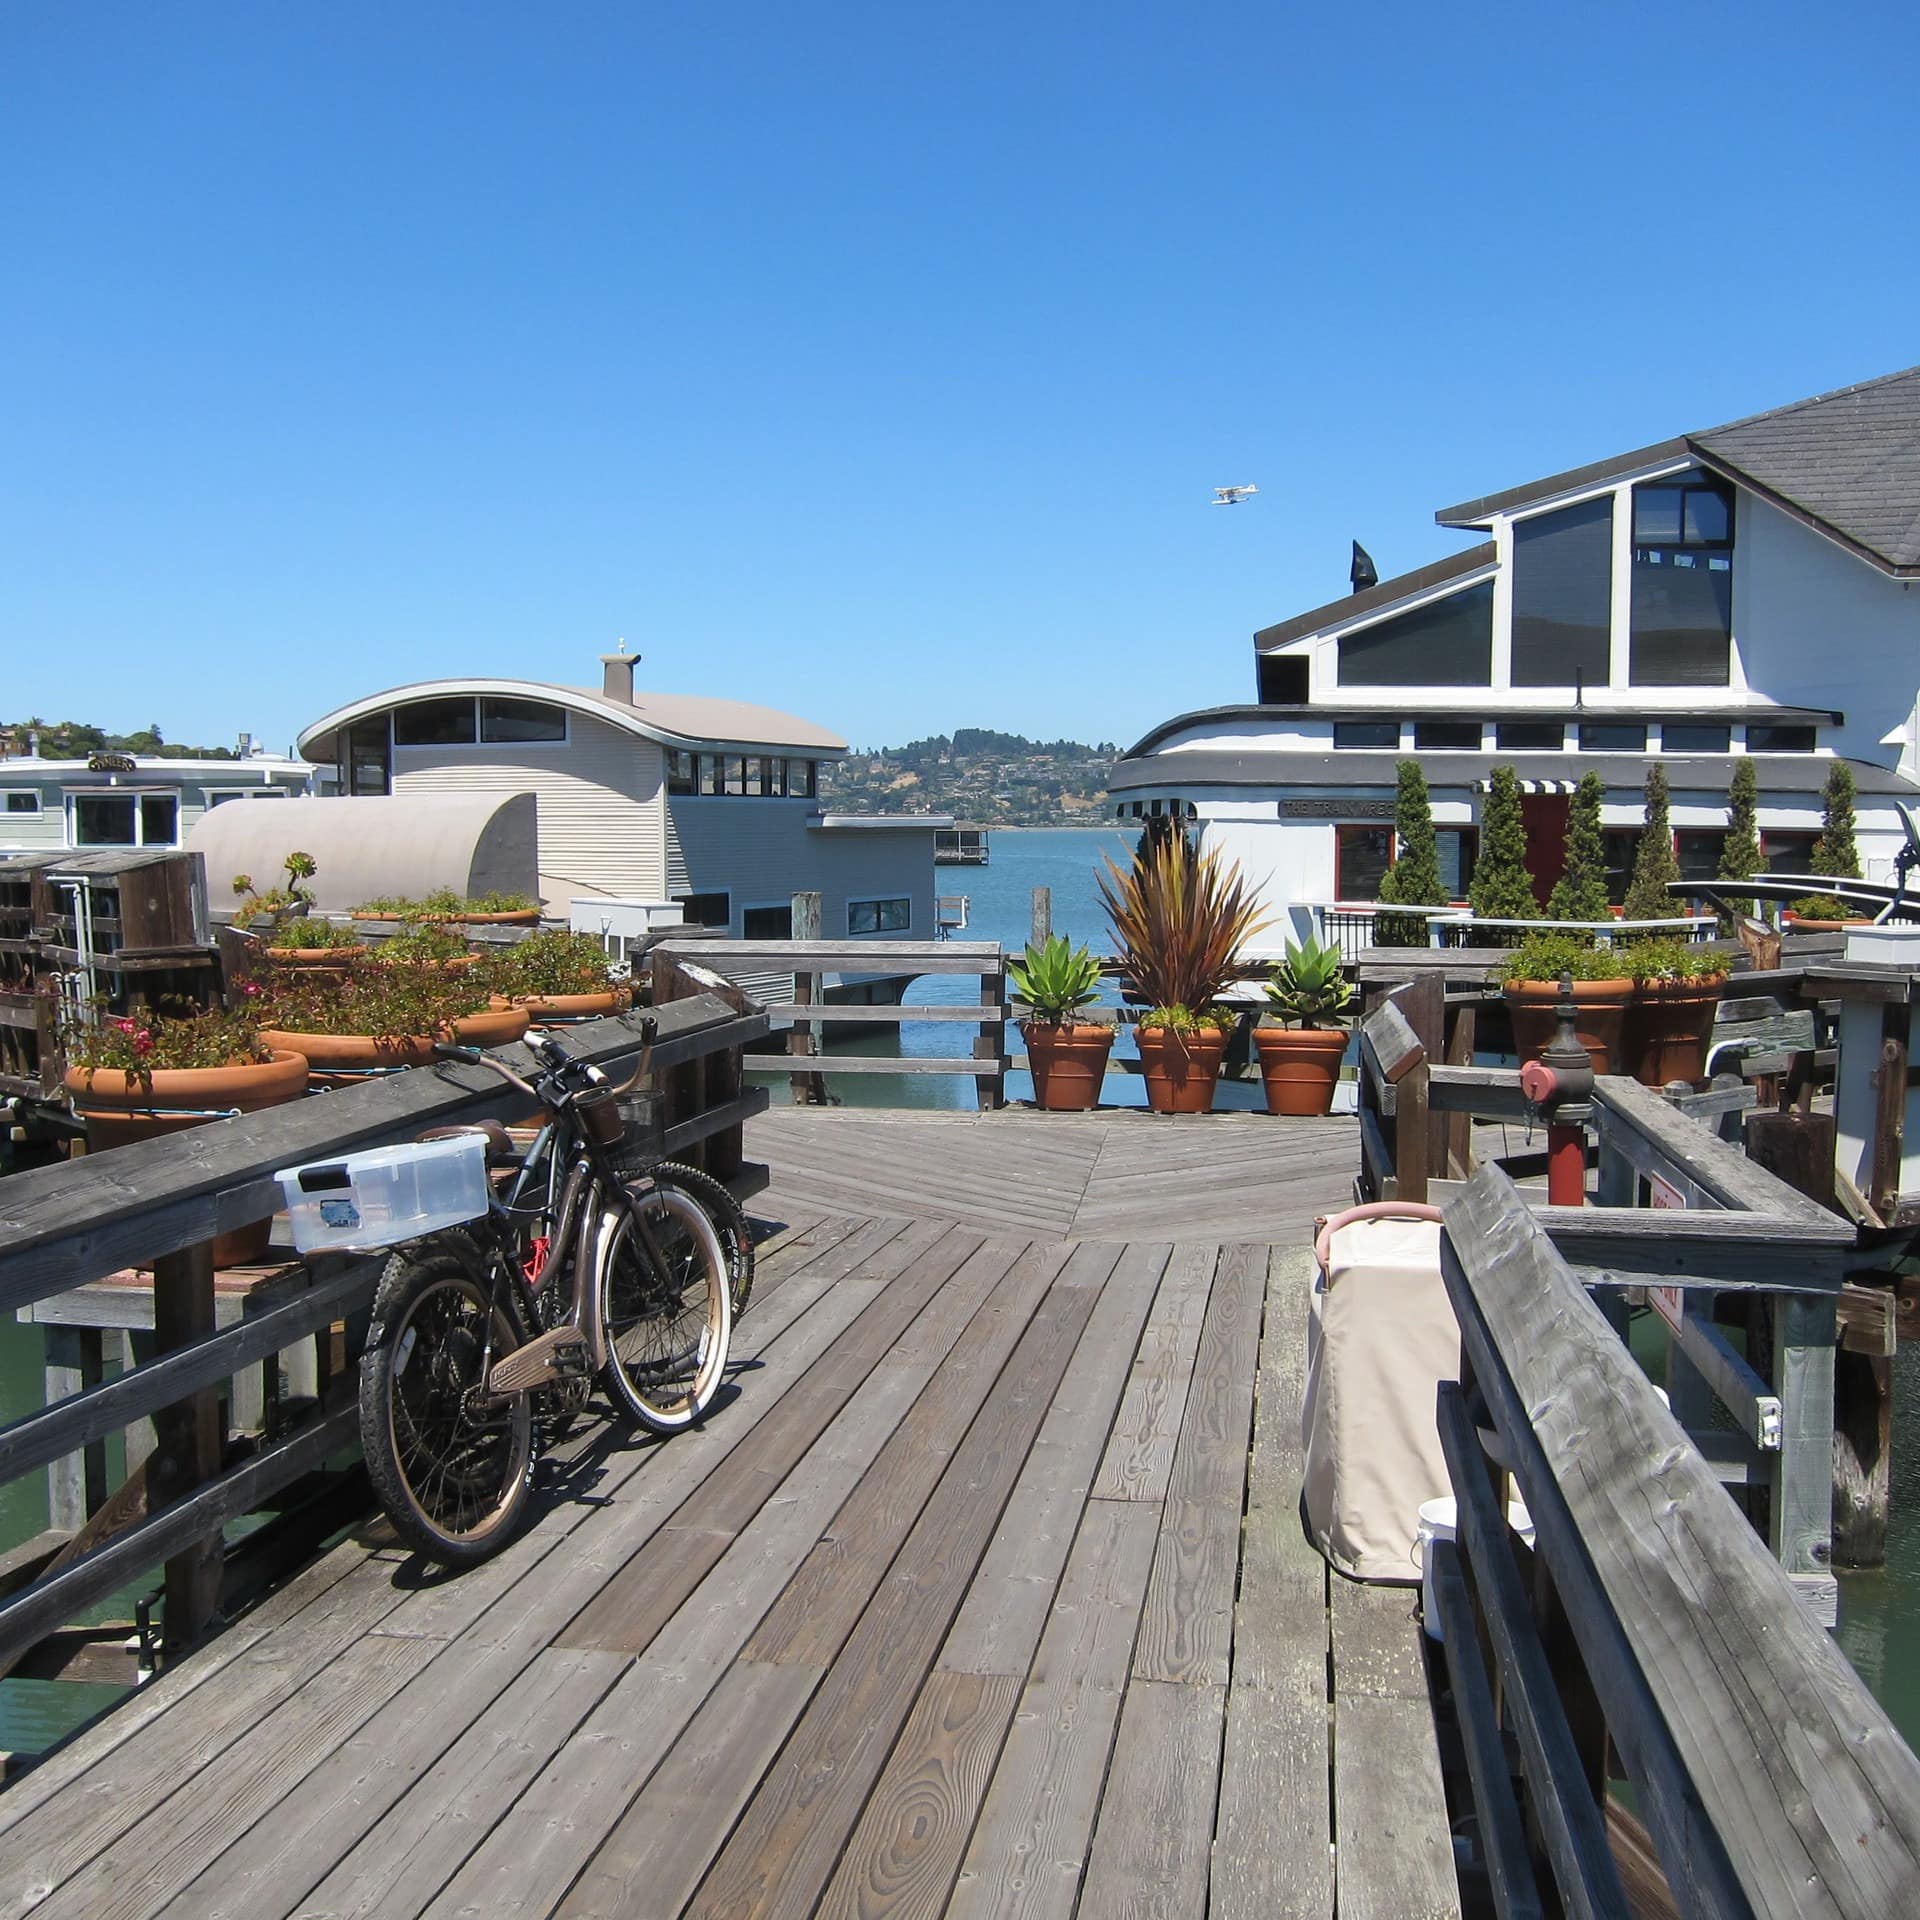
[601,643,639,704]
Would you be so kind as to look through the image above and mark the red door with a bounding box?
[1519,793,1570,909]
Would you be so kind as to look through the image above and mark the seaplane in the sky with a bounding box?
[1211,484,1258,506]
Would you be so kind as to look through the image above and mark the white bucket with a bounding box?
[1414,1494,1536,1643]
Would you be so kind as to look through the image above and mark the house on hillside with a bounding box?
[294,653,949,944]
[1110,368,1920,923]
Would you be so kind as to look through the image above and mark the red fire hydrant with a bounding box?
[1518,969,1594,1206]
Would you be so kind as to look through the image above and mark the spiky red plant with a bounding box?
[1098,831,1270,1016]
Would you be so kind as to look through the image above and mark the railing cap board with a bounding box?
[0,996,764,1309]
[1589,1075,1846,1229]
[652,938,1001,971]
[1439,1165,1920,1918]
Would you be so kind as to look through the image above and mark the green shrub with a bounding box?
[1546,771,1610,922]
[1469,766,1539,925]
[1375,760,1448,945]
[1498,931,1631,986]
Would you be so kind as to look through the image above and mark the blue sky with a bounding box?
[3,3,1916,758]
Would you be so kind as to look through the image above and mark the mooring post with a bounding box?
[152,1238,223,1654]
[789,891,826,1106]
[1029,887,1051,949]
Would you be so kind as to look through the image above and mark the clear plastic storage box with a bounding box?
[276,1133,491,1255]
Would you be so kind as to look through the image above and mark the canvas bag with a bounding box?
[1300,1203,1460,1583]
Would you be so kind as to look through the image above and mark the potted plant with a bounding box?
[231,850,318,933]
[374,922,478,972]
[1618,938,1729,1087]
[259,966,524,1085]
[1099,829,1269,1114]
[1009,934,1112,1110]
[63,999,309,1267]
[458,891,541,926]
[1498,932,1636,1076]
[263,918,367,972]
[1253,933,1353,1115]
[479,929,629,1022]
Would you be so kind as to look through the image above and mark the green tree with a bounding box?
[1375,759,1448,945]
[1468,765,1539,927]
[1622,762,1681,921]
[1716,756,1763,925]
[1810,760,1861,882]
[1546,771,1610,922]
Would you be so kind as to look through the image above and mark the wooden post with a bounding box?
[1029,887,1051,948]
[1443,998,1476,1179]
[1870,1000,1910,1223]
[1396,972,1446,1185]
[151,1240,223,1654]
[1772,1289,1839,1625]
[41,1326,106,1533]
[788,892,826,1106]
[975,953,1006,1112]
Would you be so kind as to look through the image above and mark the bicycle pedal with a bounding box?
[490,1328,590,1395]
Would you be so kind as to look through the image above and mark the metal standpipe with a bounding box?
[1517,968,1595,1207]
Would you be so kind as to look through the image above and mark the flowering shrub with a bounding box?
[479,930,617,999]
[64,1000,271,1092]
[260,965,492,1041]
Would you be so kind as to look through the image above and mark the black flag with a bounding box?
[1351,541,1378,593]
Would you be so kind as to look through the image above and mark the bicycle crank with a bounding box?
[488,1327,592,1395]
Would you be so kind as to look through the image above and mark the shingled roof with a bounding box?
[1436,366,1920,577]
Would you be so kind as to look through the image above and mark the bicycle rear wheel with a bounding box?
[358,1241,536,1566]
[599,1184,731,1434]
[649,1161,756,1314]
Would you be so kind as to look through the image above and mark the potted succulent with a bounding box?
[1099,829,1269,1114]
[259,966,524,1086]
[263,918,367,972]
[1009,933,1112,1110]
[63,998,309,1267]
[231,850,318,933]
[479,929,629,1022]
[1499,933,1636,1076]
[1618,938,1729,1087]
[1253,933,1353,1116]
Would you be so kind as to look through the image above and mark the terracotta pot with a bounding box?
[259,1026,440,1087]
[1022,1021,1113,1111]
[1782,912,1873,933]
[65,1050,310,1267]
[376,954,478,974]
[1502,979,1635,1077]
[264,945,367,971]
[1620,975,1728,1088]
[460,909,541,926]
[452,1004,532,1049]
[1252,1024,1349,1117]
[1134,1024,1230,1115]
[513,987,631,1024]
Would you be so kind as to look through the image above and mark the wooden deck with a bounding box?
[0,1111,1462,1919]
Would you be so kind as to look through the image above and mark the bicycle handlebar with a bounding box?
[431,1014,658,1104]
[431,1040,542,1102]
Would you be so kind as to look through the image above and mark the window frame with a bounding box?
[666,749,698,796]
[1629,472,1736,688]
[66,788,182,849]
[1577,721,1648,753]
[1333,822,1396,903]
[672,891,731,930]
[477,696,568,746]
[847,895,912,936]
[1336,579,1495,689]
[1332,719,1401,751]
[203,786,289,808]
[1661,723,1732,754]
[1746,724,1818,754]
[1413,720,1483,752]
[390,697,480,748]
[1509,494,1615,689]
[1,789,43,816]
[742,902,796,941]
[1495,720,1566,752]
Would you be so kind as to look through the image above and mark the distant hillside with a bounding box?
[821,729,1117,827]
[0,719,240,761]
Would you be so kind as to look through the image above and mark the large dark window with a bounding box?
[1338,582,1493,687]
[73,794,138,846]
[743,904,794,940]
[1763,832,1820,873]
[674,891,730,928]
[392,698,478,746]
[1663,722,1731,754]
[1414,720,1482,751]
[849,897,911,935]
[1496,720,1565,752]
[1675,830,1726,882]
[1335,824,1395,900]
[1747,724,1817,753]
[342,717,391,796]
[1601,829,1640,906]
[788,759,817,798]
[667,750,697,795]
[1578,721,1647,752]
[1257,654,1310,704]
[479,697,565,743]
[1511,497,1613,687]
[1630,473,1734,686]
[1333,720,1400,749]
[4,791,40,814]
[1436,827,1478,898]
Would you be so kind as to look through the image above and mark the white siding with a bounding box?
[390,715,666,902]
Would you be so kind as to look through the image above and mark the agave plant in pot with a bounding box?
[1009,934,1112,1111]
[1254,933,1353,1116]
[1099,829,1269,1115]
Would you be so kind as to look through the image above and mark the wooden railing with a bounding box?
[0,993,765,1680]
[1432,1164,1920,1919]
[650,935,1009,1111]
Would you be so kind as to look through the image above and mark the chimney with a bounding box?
[601,641,638,704]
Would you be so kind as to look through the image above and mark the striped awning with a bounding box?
[1471,776,1578,795]
[1113,798,1198,821]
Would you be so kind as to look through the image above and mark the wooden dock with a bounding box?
[0,1109,1467,1920]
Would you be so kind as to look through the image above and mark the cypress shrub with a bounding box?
[1811,760,1861,882]
[1716,756,1762,925]
[1375,759,1449,945]
[1546,771,1611,923]
[1622,763,1681,922]
[1468,765,1539,931]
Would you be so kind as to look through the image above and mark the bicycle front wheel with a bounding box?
[650,1161,756,1315]
[599,1184,731,1434]
[358,1243,536,1566]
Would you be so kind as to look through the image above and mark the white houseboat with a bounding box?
[1112,368,1920,940]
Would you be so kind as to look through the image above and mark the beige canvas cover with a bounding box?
[1301,1214,1461,1583]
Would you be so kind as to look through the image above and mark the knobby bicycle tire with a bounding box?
[358,1237,537,1567]
[649,1160,756,1313]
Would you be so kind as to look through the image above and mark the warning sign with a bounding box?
[1648,1174,1686,1330]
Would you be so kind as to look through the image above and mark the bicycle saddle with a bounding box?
[416,1119,518,1165]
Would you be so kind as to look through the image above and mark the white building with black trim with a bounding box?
[1111,369,1920,918]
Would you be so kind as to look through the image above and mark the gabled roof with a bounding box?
[298,678,846,761]
[1435,366,1920,577]
[1253,541,1496,653]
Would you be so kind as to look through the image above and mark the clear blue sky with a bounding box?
[4,3,1916,758]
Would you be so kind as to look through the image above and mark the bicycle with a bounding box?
[325,1026,732,1566]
